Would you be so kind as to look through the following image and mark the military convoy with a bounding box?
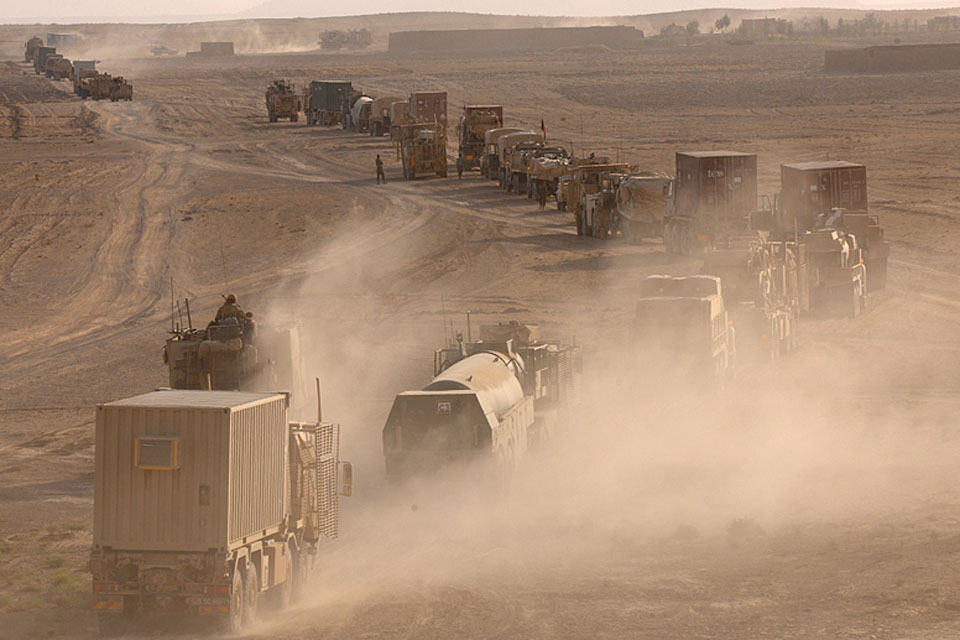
[265,80,301,122]
[23,36,134,102]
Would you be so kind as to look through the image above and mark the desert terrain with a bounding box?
[3,14,960,639]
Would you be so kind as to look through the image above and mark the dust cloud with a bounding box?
[246,207,957,637]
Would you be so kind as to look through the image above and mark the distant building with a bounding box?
[200,42,235,56]
[739,18,790,38]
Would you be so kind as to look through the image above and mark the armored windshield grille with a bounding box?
[135,437,180,470]
[317,423,339,540]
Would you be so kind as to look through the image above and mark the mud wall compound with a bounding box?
[388,26,644,53]
[824,43,960,72]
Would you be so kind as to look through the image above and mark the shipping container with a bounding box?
[409,91,447,128]
[309,80,352,111]
[199,41,235,56]
[780,161,867,232]
[93,390,289,552]
[675,151,758,222]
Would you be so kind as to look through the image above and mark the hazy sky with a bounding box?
[2,0,958,21]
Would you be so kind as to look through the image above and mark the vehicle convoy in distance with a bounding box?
[302,80,351,126]
[633,275,736,386]
[265,80,301,122]
[457,105,503,171]
[90,390,352,636]
[382,321,580,478]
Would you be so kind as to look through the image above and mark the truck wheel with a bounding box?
[243,564,259,626]
[276,554,294,610]
[622,219,632,244]
[439,166,448,178]
[227,569,245,632]
[291,113,298,122]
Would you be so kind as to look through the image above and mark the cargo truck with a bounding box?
[398,122,448,179]
[633,275,736,387]
[458,105,503,171]
[34,46,56,74]
[302,80,351,126]
[409,91,447,129]
[24,36,43,63]
[664,151,758,255]
[90,390,352,636]
[369,95,403,136]
[72,60,97,94]
[482,127,524,180]
[496,131,542,188]
[779,161,888,291]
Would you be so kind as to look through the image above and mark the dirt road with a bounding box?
[3,34,960,639]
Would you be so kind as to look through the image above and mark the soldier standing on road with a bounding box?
[456,154,464,180]
[376,154,386,184]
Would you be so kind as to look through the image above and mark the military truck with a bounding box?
[529,152,572,203]
[25,36,43,63]
[797,228,867,317]
[458,105,503,171]
[369,95,403,136]
[566,161,634,238]
[399,122,448,179]
[616,172,674,243]
[45,55,73,80]
[383,320,579,478]
[302,81,351,126]
[482,127,524,180]
[90,390,352,636]
[389,100,413,146]
[34,46,56,74]
[109,76,134,102]
[496,131,542,188]
[633,275,736,386]
[664,151,758,255]
[505,143,568,197]
[779,161,888,291]
[265,80,301,123]
[703,238,800,361]
[80,73,114,100]
[348,96,373,132]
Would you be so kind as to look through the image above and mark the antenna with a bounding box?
[316,377,323,422]
[217,230,230,294]
[579,116,585,159]
[170,276,175,333]
[441,293,450,346]
[176,299,184,332]
[466,310,472,343]
[184,298,193,330]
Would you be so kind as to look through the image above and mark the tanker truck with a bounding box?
[382,320,579,478]
[90,390,352,637]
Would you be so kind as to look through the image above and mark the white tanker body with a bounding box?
[382,349,534,478]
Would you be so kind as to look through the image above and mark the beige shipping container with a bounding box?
[93,390,289,553]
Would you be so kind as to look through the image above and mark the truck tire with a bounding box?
[243,564,259,626]
[439,165,448,178]
[291,113,298,122]
[227,569,245,632]
[275,553,294,610]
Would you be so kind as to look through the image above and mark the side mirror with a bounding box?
[340,461,354,497]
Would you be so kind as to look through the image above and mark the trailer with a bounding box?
[409,91,447,129]
[369,95,403,136]
[90,390,351,637]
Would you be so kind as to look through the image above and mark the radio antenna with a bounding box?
[218,230,230,294]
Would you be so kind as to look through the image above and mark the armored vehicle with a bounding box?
[398,122,448,179]
[25,36,43,63]
[34,46,56,74]
[496,131,542,188]
[108,76,133,101]
[265,80,301,123]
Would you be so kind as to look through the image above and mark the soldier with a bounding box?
[215,294,246,324]
[376,154,386,184]
[456,154,464,180]
[537,181,548,210]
